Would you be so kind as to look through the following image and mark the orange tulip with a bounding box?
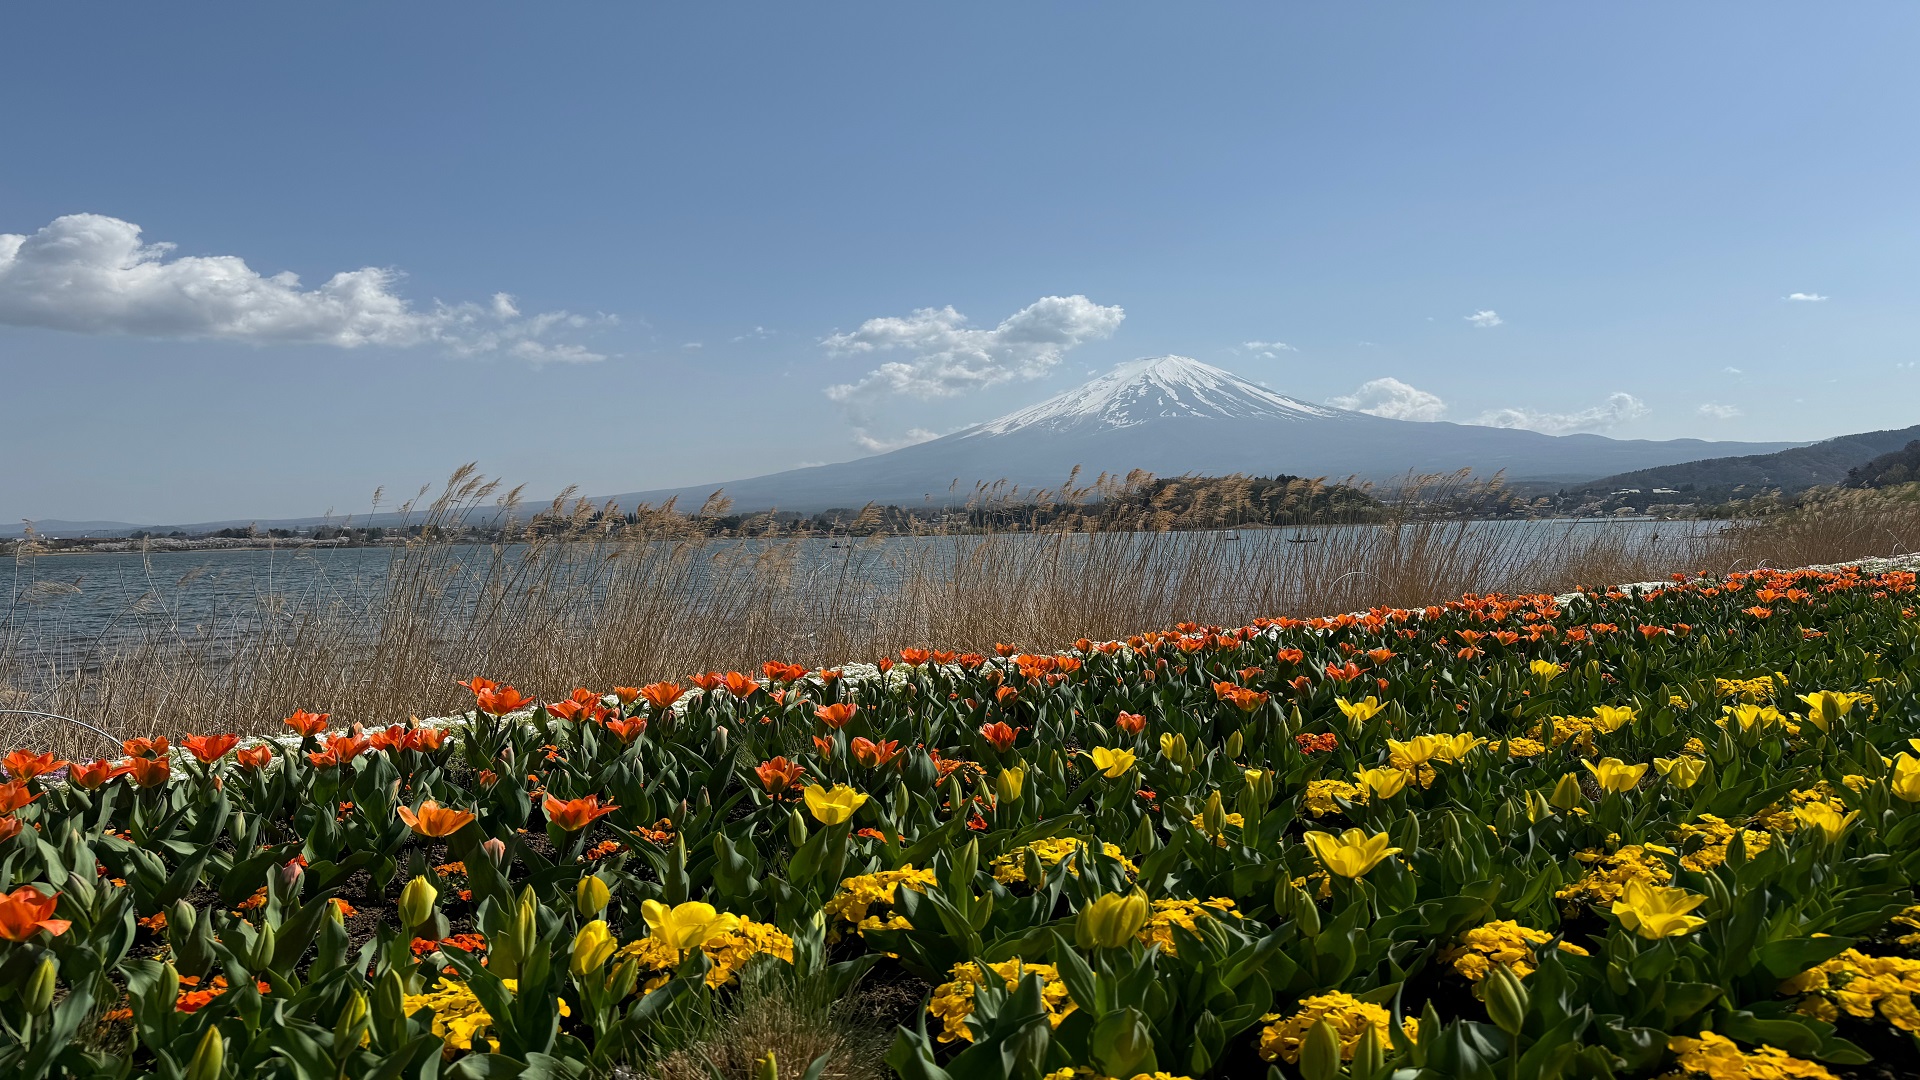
[369,725,408,751]
[68,759,120,789]
[815,703,858,729]
[458,676,499,695]
[979,722,1020,753]
[543,794,619,832]
[407,727,448,752]
[812,735,836,758]
[0,886,69,942]
[688,673,724,693]
[0,818,19,843]
[234,747,274,771]
[851,737,901,768]
[396,800,477,838]
[183,734,239,764]
[284,711,331,738]
[126,756,170,788]
[475,686,533,715]
[900,648,931,665]
[763,661,809,683]
[723,672,759,698]
[1115,711,1146,735]
[0,781,39,814]
[307,733,371,769]
[639,682,683,711]
[755,756,806,793]
[612,686,642,704]
[605,717,647,742]
[123,737,168,759]
[3,750,67,781]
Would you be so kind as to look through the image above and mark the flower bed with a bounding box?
[0,561,1917,1079]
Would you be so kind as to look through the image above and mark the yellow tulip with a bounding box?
[1387,735,1443,767]
[1334,696,1385,726]
[1429,733,1485,764]
[570,919,617,977]
[996,766,1026,805]
[1303,828,1402,879]
[1892,754,1920,803]
[1086,747,1137,779]
[1075,890,1150,950]
[575,874,610,917]
[1611,879,1707,940]
[1591,706,1637,733]
[1354,767,1409,800]
[398,876,438,930]
[1583,757,1648,794]
[1796,691,1868,733]
[1725,704,1786,731]
[801,783,869,825]
[640,899,740,951]
[1547,773,1585,811]
[1529,659,1563,682]
[1652,757,1706,789]
[1792,803,1860,843]
[1158,733,1190,766]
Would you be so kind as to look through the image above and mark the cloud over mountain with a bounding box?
[1474,392,1649,434]
[0,213,606,361]
[1329,377,1448,421]
[823,294,1124,402]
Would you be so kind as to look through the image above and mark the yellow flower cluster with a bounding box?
[1138,897,1240,955]
[1534,716,1600,756]
[1487,737,1546,758]
[1042,1070,1195,1080]
[821,866,936,940]
[927,960,1075,1043]
[1670,814,1774,872]
[1662,1031,1836,1080]
[1440,919,1588,981]
[1893,905,1920,950]
[402,978,565,1052]
[1256,992,1417,1063]
[1555,845,1673,910]
[1714,675,1781,703]
[1303,779,1367,817]
[1780,948,1920,1032]
[615,917,794,992]
[989,837,1137,885]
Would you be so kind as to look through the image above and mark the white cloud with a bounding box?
[1465,309,1503,328]
[0,214,608,362]
[1473,392,1650,434]
[1328,377,1448,422]
[1241,340,1297,359]
[1723,366,1743,375]
[823,294,1124,402]
[1697,402,1742,420]
[853,427,942,454]
[683,341,703,349]
[1785,292,1828,302]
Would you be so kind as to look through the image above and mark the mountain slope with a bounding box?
[602,357,1802,512]
[1567,424,1920,499]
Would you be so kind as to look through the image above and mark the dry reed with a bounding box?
[4,467,1917,758]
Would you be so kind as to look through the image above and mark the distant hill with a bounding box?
[1847,439,1920,488]
[1563,424,1920,502]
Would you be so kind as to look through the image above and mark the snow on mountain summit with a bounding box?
[964,355,1343,438]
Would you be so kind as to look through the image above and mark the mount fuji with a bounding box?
[605,357,1799,512]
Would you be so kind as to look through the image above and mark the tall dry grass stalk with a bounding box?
[3,468,1917,757]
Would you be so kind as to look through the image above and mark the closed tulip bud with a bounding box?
[1548,772,1585,812]
[1202,790,1228,837]
[334,989,369,1049]
[279,859,304,891]
[24,957,57,1014]
[576,874,611,917]
[159,962,180,1010]
[514,888,540,961]
[1244,768,1275,807]
[996,766,1025,806]
[1076,890,1150,950]
[608,957,640,1001]
[954,839,980,885]
[1483,963,1529,1035]
[1353,1025,1385,1075]
[1300,1018,1341,1080]
[1224,730,1243,759]
[1525,790,1553,824]
[1279,881,1321,937]
[249,921,277,972]
[184,1026,224,1080]
[571,919,617,978]
[712,726,729,756]
[171,899,197,938]
[893,782,911,820]
[398,876,438,931]
[787,807,809,846]
[481,837,507,866]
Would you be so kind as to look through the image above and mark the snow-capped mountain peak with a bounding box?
[964,355,1343,438]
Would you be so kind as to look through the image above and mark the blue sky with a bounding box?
[3,4,1917,523]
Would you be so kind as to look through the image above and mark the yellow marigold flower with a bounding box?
[801,783,868,825]
[1499,738,1546,758]
[989,838,1137,885]
[1085,747,1136,778]
[1611,878,1707,940]
[1303,779,1367,817]
[1137,897,1240,955]
[403,978,569,1052]
[615,917,793,992]
[1303,828,1400,879]
[1556,845,1672,910]
[821,866,937,940]
[1666,1031,1837,1079]
[927,960,1075,1043]
[1256,993,1418,1063]
[1583,757,1647,794]
[1714,676,1779,703]
[1670,815,1772,872]
[1440,920,1588,981]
